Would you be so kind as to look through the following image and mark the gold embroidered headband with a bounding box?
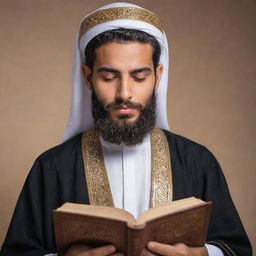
[80,7,164,37]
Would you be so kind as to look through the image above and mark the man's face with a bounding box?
[83,42,163,123]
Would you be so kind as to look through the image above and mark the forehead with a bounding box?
[94,42,154,68]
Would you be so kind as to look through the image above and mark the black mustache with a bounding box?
[104,99,143,111]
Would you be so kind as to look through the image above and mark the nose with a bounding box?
[116,76,132,101]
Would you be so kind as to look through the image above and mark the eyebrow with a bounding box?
[131,67,152,74]
[97,67,152,74]
[97,67,119,74]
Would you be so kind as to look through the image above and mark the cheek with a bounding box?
[132,85,155,105]
[93,85,116,105]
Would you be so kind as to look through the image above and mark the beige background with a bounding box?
[0,0,255,252]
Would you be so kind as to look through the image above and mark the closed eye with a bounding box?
[131,67,151,82]
[97,67,120,82]
[102,76,118,81]
[133,77,146,82]
[100,73,120,82]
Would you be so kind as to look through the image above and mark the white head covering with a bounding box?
[62,2,169,142]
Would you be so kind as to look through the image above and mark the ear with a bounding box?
[82,64,92,90]
[155,64,163,89]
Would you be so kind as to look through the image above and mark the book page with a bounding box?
[57,203,136,225]
[136,197,205,225]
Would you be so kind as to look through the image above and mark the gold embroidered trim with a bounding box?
[80,7,163,37]
[82,128,114,206]
[82,128,172,208]
[150,128,173,207]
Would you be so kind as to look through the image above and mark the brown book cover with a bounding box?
[53,197,212,256]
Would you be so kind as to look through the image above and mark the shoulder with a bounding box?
[161,130,226,196]
[21,133,85,197]
[36,133,83,165]
[162,129,209,154]
[161,129,218,169]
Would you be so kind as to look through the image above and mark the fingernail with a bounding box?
[147,241,155,249]
[107,245,116,252]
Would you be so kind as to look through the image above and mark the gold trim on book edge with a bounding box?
[82,128,114,206]
[80,7,164,37]
[150,128,173,207]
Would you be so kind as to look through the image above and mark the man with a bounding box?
[0,2,252,256]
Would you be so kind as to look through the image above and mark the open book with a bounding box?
[53,197,212,256]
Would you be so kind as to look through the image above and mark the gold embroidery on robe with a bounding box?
[82,127,172,207]
[82,128,114,206]
[150,128,173,207]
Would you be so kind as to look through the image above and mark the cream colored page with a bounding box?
[58,203,136,224]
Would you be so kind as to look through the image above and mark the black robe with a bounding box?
[0,130,252,256]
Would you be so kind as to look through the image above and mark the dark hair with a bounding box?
[84,28,161,71]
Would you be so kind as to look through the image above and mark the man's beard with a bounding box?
[91,90,156,146]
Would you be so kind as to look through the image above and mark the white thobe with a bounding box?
[101,134,151,218]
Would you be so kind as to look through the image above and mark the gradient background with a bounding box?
[0,0,255,251]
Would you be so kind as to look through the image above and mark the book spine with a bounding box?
[53,211,66,256]
[127,225,147,256]
[202,203,212,242]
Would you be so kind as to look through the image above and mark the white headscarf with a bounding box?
[62,2,169,142]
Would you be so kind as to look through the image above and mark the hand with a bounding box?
[63,244,124,256]
[142,242,208,256]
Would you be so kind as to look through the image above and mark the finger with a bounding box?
[88,245,116,256]
[147,241,177,255]
[173,243,208,256]
[64,244,92,255]
[187,245,208,256]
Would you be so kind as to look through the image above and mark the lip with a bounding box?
[113,107,137,114]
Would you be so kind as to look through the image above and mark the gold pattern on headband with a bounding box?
[80,7,164,37]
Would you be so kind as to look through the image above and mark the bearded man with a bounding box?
[0,3,252,256]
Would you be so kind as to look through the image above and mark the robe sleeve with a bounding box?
[0,158,56,256]
[202,151,252,256]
